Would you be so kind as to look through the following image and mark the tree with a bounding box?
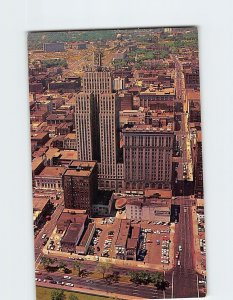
[58,261,67,271]
[128,271,140,284]
[68,295,78,300]
[73,261,83,277]
[51,289,66,300]
[96,262,111,279]
[137,271,151,285]
[150,272,169,290]
[41,256,57,271]
[41,256,50,269]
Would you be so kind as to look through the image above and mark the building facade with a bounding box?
[62,161,98,214]
[75,69,121,191]
[98,93,120,190]
[123,125,174,191]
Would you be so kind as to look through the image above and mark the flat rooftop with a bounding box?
[57,212,88,226]
[115,220,130,248]
[38,166,65,177]
[186,89,200,100]
[61,223,83,244]
[60,150,78,161]
[145,188,172,198]
[78,223,95,247]
[33,197,49,211]
[45,148,60,159]
[122,124,173,133]
[140,87,175,96]
[64,160,96,177]
[65,133,76,139]
[31,132,48,140]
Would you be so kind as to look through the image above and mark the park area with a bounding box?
[36,287,113,300]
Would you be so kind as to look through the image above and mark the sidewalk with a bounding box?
[191,207,206,276]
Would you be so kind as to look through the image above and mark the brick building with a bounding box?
[122,125,174,191]
[63,161,98,214]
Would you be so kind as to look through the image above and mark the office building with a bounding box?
[82,71,112,94]
[75,92,96,161]
[63,161,98,214]
[122,125,174,191]
[98,93,120,190]
[76,68,121,191]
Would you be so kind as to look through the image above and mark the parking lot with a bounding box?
[88,217,121,259]
[41,215,175,269]
[87,217,174,268]
[138,221,172,266]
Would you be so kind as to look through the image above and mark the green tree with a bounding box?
[51,289,66,300]
[73,261,83,277]
[41,256,57,270]
[96,262,111,279]
[150,272,169,290]
[128,271,140,284]
[58,261,67,271]
[41,256,50,269]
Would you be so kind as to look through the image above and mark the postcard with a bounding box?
[29,27,206,299]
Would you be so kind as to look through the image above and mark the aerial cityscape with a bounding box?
[28,27,206,300]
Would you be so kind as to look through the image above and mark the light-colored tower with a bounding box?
[82,71,112,94]
[76,70,122,191]
[75,92,95,161]
[98,93,120,190]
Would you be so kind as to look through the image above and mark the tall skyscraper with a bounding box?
[75,66,121,191]
[82,71,112,94]
[122,125,174,191]
[75,92,95,161]
[98,93,120,190]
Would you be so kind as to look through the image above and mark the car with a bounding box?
[64,275,71,280]
[41,234,47,239]
[49,280,57,284]
[65,283,74,287]
[156,240,160,245]
[45,276,53,280]
[199,280,206,284]
[35,271,42,275]
[42,240,48,246]
[177,260,181,266]
[175,252,180,259]
[178,245,182,251]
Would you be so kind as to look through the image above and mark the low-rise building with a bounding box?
[139,87,176,110]
[126,226,140,260]
[34,166,65,191]
[76,222,96,255]
[60,223,84,253]
[57,211,88,233]
[31,132,50,147]
[63,133,77,150]
[125,196,171,222]
[33,197,51,227]
[115,219,130,260]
